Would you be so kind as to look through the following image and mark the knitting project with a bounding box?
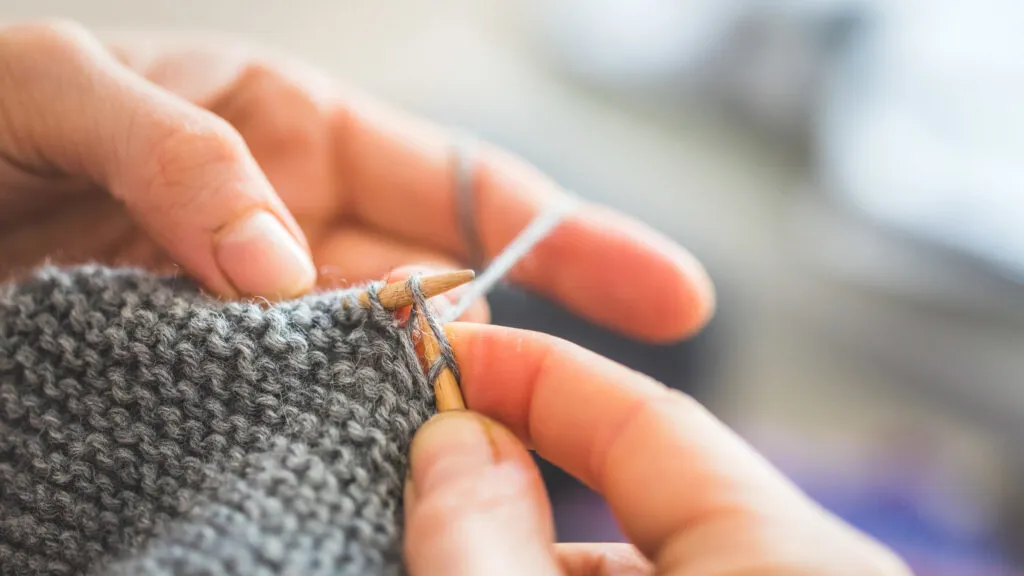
[0,265,438,576]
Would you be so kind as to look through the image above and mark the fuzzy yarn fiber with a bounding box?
[0,265,436,575]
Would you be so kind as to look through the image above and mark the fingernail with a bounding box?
[409,411,498,496]
[216,210,317,300]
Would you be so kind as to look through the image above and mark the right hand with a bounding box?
[402,323,914,576]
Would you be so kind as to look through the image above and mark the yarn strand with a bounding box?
[404,136,578,407]
[443,137,579,324]
[452,133,484,271]
[407,275,461,387]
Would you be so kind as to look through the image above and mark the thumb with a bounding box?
[0,21,316,299]
[404,411,561,576]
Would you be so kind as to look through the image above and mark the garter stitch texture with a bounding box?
[0,265,438,576]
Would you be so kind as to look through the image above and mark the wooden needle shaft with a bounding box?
[418,317,466,412]
[353,269,473,412]
[356,269,475,311]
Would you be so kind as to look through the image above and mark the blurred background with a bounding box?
[3,0,1022,573]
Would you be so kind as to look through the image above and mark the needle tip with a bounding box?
[357,269,476,311]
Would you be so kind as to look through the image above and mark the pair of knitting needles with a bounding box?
[352,269,475,412]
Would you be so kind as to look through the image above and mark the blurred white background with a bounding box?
[2,0,1021,572]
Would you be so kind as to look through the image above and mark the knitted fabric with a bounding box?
[0,265,437,576]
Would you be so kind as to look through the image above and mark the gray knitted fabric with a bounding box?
[0,265,437,576]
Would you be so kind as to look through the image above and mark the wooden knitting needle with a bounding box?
[355,269,475,311]
[418,314,466,412]
[353,269,473,412]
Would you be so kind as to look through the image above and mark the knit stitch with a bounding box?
[0,265,437,576]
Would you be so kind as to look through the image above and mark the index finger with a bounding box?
[330,96,715,343]
[101,35,714,342]
[444,322,809,562]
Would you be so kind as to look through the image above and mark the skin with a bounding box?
[0,21,712,343]
[0,20,912,576]
[404,323,913,575]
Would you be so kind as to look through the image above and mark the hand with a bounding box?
[0,20,713,342]
[403,323,914,576]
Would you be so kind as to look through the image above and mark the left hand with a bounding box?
[0,24,714,342]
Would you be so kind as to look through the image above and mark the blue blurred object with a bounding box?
[796,467,1020,575]
[745,428,1022,574]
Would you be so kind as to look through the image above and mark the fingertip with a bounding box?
[409,411,500,496]
[410,411,533,482]
[404,411,558,576]
[650,242,717,343]
[383,263,445,286]
[214,209,318,300]
[442,323,575,442]
[515,203,715,344]
[451,291,491,324]
[588,205,716,344]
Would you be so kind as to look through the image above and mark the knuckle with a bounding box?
[236,57,328,108]
[137,116,248,212]
[588,386,701,486]
[213,59,327,152]
[168,119,245,167]
[661,388,706,416]
[628,387,703,432]
[238,59,283,86]
[152,118,244,174]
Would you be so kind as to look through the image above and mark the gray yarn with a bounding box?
[0,265,439,576]
[451,133,485,272]
[442,194,577,324]
[406,276,460,387]
[442,135,577,324]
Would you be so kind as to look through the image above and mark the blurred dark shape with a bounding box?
[998,464,1024,567]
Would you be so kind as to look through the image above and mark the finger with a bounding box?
[99,37,714,341]
[445,323,898,571]
[379,264,490,324]
[404,411,560,576]
[314,225,461,284]
[102,32,343,223]
[330,96,715,343]
[555,543,653,576]
[0,21,315,300]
